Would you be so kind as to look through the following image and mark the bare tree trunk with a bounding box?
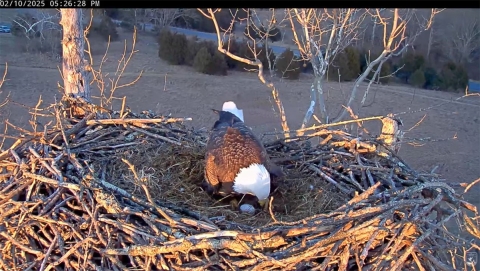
[299,80,317,133]
[377,113,403,154]
[333,50,387,122]
[60,9,90,102]
[371,17,377,46]
[315,74,328,123]
[361,28,365,47]
[426,19,435,60]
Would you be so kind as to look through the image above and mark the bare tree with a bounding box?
[59,9,90,103]
[331,9,442,124]
[12,10,61,40]
[425,10,439,61]
[0,64,9,111]
[11,10,63,56]
[286,8,368,129]
[200,8,442,139]
[246,9,281,77]
[441,10,480,65]
[369,11,381,46]
[285,9,443,131]
[198,8,291,138]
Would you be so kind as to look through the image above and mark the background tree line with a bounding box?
[8,8,478,94]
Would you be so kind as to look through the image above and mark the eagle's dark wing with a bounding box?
[217,123,268,182]
[204,121,268,195]
[204,154,219,190]
[204,123,239,195]
[204,127,223,195]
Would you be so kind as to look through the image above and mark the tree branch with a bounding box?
[199,8,291,138]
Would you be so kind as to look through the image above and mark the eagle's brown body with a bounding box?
[203,110,283,201]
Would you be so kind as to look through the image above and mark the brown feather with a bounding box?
[204,110,282,198]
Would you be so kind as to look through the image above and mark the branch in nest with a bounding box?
[86,117,192,126]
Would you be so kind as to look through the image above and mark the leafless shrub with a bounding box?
[83,10,143,110]
[0,63,9,106]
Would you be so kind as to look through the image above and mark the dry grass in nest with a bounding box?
[0,98,478,270]
[98,138,345,228]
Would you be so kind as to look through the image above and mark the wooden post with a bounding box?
[378,113,403,154]
[59,9,90,103]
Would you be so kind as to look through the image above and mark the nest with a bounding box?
[0,99,478,271]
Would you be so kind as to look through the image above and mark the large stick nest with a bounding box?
[0,98,478,271]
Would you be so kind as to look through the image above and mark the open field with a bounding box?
[1,29,479,240]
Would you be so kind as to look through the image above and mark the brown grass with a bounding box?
[95,124,345,228]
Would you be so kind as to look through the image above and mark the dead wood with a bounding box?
[0,98,478,271]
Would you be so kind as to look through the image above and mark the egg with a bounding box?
[239,203,256,215]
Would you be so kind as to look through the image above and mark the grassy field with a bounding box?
[1,27,479,241]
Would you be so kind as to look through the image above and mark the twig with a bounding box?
[128,125,183,146]
[308,165,353,195]
[86,117,192,126]
[464,178,480,194]
[264,115,384,136]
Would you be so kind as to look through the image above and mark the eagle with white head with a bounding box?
[203,101,283,210]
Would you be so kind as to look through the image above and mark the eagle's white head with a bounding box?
[233,163,271,205]
[222,101,244,122]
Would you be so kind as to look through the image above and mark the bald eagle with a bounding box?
[203,102,283,210]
